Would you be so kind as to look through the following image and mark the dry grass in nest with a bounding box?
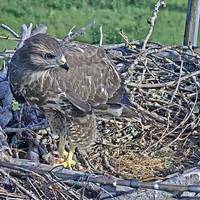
[116,151,165,180]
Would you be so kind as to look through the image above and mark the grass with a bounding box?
[0,0,193,51]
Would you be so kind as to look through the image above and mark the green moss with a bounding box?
[12,99,20,111]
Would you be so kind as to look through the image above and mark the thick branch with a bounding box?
[1,159,200,195]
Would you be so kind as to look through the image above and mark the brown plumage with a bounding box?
[9,34,126,163]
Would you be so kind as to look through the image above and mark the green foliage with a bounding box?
[0,60,4,70]
[12,99,20,111]
[0,0,192,50]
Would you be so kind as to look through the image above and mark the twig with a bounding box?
[102,152,117,174]
[0,192,26,199]
[0,168,39,200]
[131,101,167,123]
[0,24,19,38]
[17,23,33,49]
[118,29,134,48]
[27,177,43,200]
[67,25,76,38]
[63,20,95,43]
[170,60,183,103]
[3,123,49,133]
[142,0,166,50]
[0,35,20,41]
[100,41,140,49]
[166,86,199,146]
[18,104,24,136]
[127,69,200,89]
[148,85,199,150]
[99,25,103,47]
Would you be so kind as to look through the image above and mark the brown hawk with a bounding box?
[9,34,131,167]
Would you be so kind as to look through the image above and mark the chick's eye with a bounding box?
[44,53,56,59]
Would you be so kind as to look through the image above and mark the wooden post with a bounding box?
[184,0,200,46]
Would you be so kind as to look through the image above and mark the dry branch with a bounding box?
[3,123,49,133]
[0,24,19,38]
[0,168,39,200]
[142,0,166,50]
[63,20,95,43]
[1,159,200,197]
[99,25,103,47]
[127,69,200,89]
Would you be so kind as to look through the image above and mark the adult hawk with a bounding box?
[9,34,130,167]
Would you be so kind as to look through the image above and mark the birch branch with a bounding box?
[142,0,166,50]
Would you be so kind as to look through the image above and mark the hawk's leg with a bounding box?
[58,134,66,157]
[69,113,97,167]
[45,111,76,168]
[58,134,76,169]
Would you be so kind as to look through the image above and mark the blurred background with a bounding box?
[0,0,190,49]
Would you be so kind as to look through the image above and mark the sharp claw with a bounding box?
[58,134,77,169]
[62,150,76,169]
[63,159,76,169]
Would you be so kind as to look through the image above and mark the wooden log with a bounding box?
[184,0,200,46]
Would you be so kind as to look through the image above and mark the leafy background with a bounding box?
[0,0,192,50]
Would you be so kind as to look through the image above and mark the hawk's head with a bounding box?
[11,34,69,71]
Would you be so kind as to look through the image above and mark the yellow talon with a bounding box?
[58,134,76,169]
[62,148,76,169]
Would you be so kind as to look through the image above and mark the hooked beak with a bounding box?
[58,55,69,71]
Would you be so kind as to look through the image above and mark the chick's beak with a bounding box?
[58,55,69,71]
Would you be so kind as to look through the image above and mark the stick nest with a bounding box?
[86,43,200,180]
[1,41,200,181]
[1,30,200,200]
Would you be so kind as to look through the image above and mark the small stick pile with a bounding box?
[83,42,200,180]
[109,43,200,151]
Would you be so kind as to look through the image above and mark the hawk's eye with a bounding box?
[44,53,56,59]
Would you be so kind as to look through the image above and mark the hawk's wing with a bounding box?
[58,42,121,113]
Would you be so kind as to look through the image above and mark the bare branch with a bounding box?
[142,0,166,50]
[127,69,200,89]
[0,168,39,200]
[1,159,200,196]
[67,25,76,38]
[0,35,20,41]
[3,123,49,133]
[0,24,19,38]
[169,60,183,103]
[63,20,95,43]
[31,24,48,36]
[17,23,33,49]
[99,25,103,46]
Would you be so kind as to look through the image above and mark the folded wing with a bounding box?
[59,42,121,112]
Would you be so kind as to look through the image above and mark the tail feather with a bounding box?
[121,105,139,118]
[95,103,139,120]
[96,85,138,119]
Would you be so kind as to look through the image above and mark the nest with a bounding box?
[0,23,200,199]
[1,42,200,180]
[83,43,200,180]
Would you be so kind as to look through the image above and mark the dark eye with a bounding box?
[44,53,56,59]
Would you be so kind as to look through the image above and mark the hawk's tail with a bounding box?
[101,103,139,120]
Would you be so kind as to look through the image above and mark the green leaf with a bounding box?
[12,99,20,111]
